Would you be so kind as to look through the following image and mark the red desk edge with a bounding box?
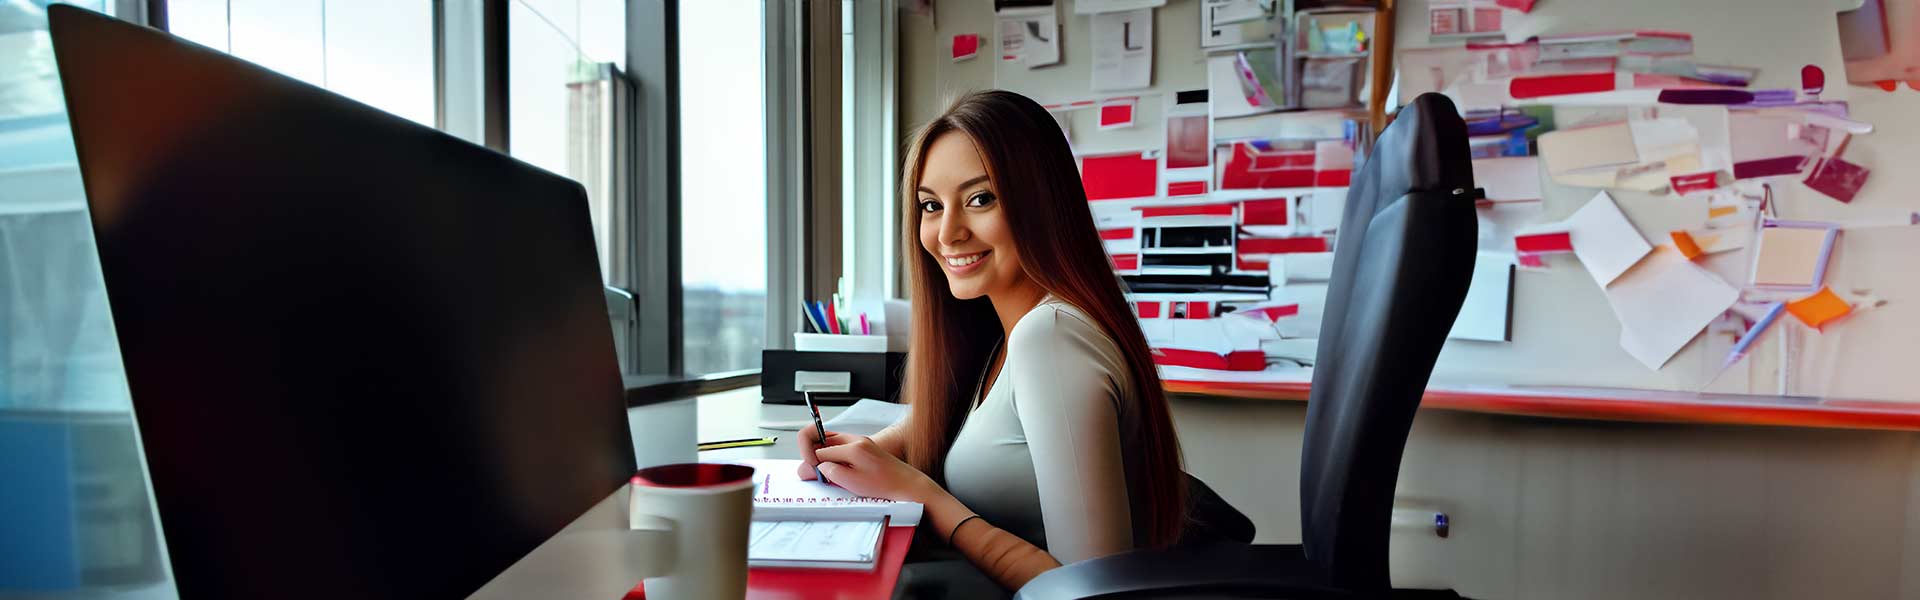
[626,526,914,600]
[1164,379,1920,432]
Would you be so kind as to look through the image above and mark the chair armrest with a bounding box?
[1014,543,1352,600]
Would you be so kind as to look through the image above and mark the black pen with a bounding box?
[803,390,830,484]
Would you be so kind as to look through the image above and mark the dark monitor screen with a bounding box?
[48,6,635,599]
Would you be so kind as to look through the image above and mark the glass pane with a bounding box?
[578,0,625,70]
[166,0,229,52]
[1,2,175,597]
[677,0,767,376]
[322,0,435,126]
[506,0,615,284]
[165,0,436,126]
[228,0,325,87]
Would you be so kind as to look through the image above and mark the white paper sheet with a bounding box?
[1606,245,1739,370]
[1448,251,1514,342]
[748,520,883,565]
[998,12,1060,68]
[1565,191,1652,288]
[822,399,908,437]
[1473,156,1543,202]
[1091,9,1153,91]
[1076,0,1166,13]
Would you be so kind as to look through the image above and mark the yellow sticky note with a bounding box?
[1786,287,1852,329]
[1670,231,1704,260]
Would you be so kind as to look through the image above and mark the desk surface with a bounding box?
[1165,378,1920,432]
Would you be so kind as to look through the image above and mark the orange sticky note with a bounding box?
[1708,205,1738,219]
[1670,231,1705,260]
[1786,286,1852,329]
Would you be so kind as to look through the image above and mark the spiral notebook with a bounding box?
[748,519,885,570]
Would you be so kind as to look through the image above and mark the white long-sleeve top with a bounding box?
[943,298,1140,564]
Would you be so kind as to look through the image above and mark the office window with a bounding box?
[166,0,435,127]
[678,0,768,376]
[2,2,174,596]
[507,0,624,284]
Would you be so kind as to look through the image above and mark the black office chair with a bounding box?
[1016,93,1481,599]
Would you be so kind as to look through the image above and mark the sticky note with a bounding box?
[1752,225,1837,288]
[1786,287,1852,329]
[1565,191,1653,288]
[1670,231,1705,260]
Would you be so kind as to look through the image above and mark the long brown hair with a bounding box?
[897,90,1187,549]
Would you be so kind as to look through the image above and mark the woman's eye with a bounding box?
[918,200,941,213]
[966,193,997,208]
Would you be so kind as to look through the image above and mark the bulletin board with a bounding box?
[903,0,1920,403]
[1393,0,1920,403]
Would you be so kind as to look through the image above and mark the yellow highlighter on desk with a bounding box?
[793,370,852,485]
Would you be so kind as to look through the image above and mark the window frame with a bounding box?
[145,0,859,393]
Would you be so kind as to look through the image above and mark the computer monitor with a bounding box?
[47,6,635,599]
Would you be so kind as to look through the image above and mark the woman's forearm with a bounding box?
[912,482,1061,590]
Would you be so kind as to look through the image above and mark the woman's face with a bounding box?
[916,131,1031,301]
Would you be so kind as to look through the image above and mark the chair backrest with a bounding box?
[1298,93,1479,591]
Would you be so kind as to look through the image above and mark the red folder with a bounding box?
[626,527,915,600]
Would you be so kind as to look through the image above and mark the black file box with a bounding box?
[760,349,906,406]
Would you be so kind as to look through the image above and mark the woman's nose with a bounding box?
[937,210,970,246]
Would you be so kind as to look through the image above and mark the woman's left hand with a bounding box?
[812,433,940,503]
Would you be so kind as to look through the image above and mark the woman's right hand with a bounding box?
[796,423,837,480]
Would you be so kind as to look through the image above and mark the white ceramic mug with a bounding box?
[466,462,756,600]
[627,462,756,599]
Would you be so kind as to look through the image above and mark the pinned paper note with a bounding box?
[1448,251,1515,342]
[1473,156,1543,203]
[1090,9,1153,91]
[1098,98,1136,130]
[1804,157,1870,203]
[1539,122,1638,176]
[1670,231,1705,260]
[1565,191,1652,289]
[1751,224,1837,289]
[1786,286,1852,329]
[1607,245,1740,370]
[952,34,981,61]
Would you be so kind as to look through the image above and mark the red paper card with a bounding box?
[1514,231,1573,253]
[1098,228,1135,241]
[1509,72,1615,98]
[1098,100,1135,129]
[1167,180,1208,196]
[1238,236,1330,254]
[1669,172,1718,195]
[1804,157,1869,203]
[951,34,979,61]
[1241,198,1290,225]
[1081,153,1157,200]
[1111,253,1140,270]
[1140,203,1235,218]
[1136,301,1162,318]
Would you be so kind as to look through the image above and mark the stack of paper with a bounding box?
[749,520,885,571]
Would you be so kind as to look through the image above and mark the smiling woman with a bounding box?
[793,90,1189,594]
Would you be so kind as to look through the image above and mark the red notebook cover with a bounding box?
[626,527,915,600]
